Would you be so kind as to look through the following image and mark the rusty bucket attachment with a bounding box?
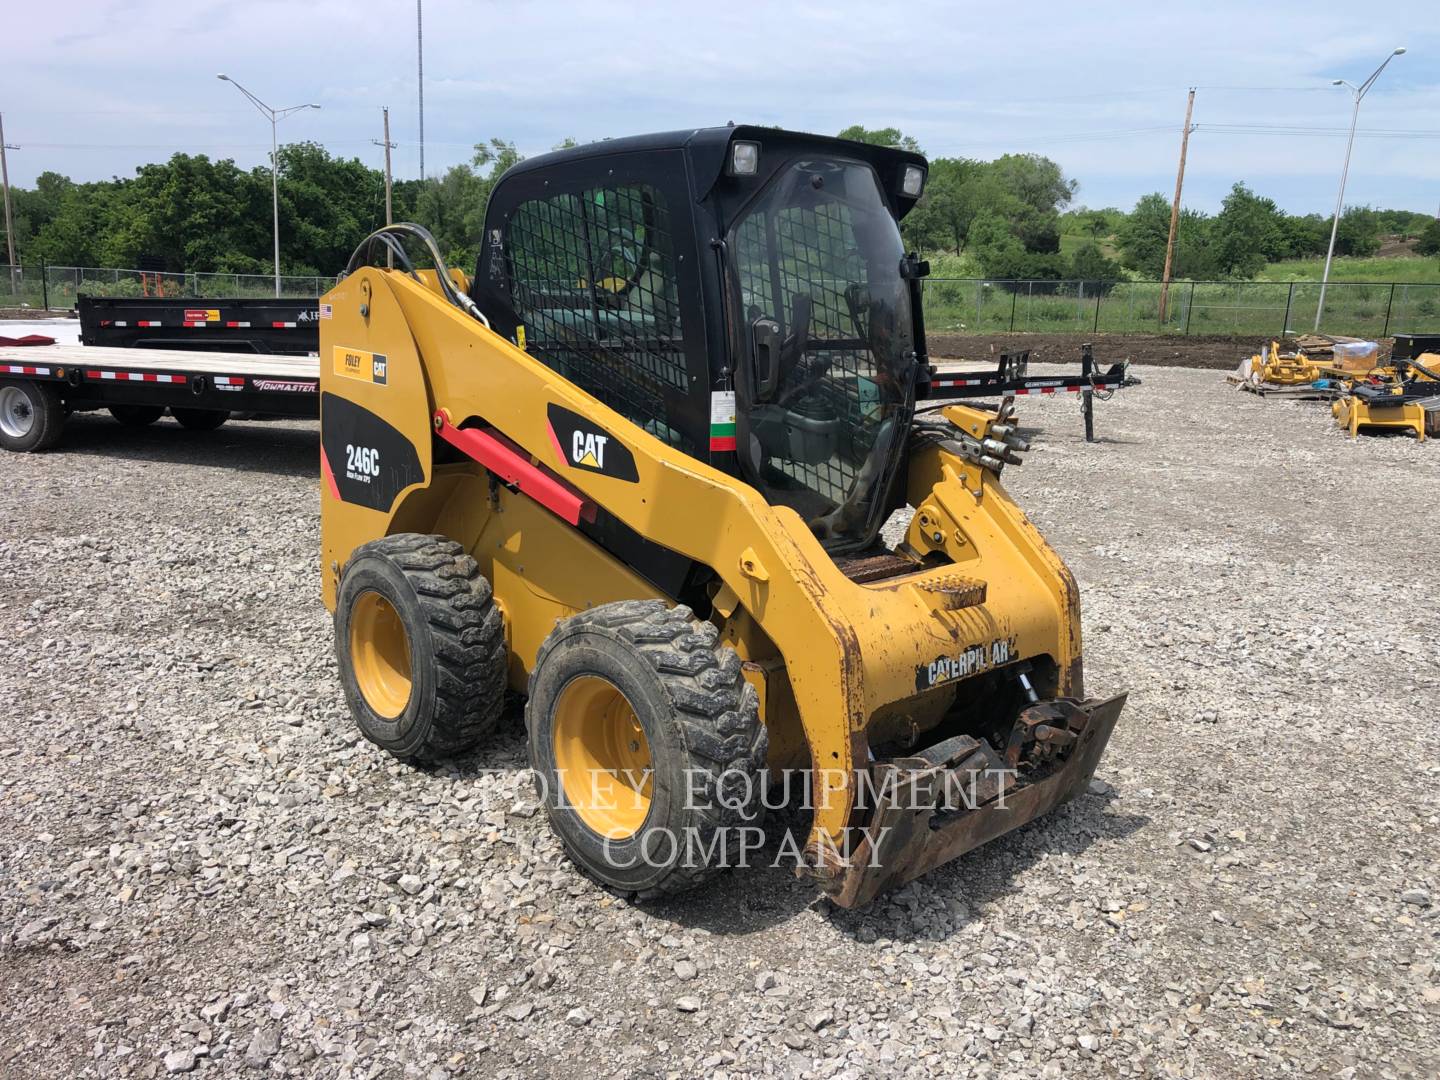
[813,693,1127,908]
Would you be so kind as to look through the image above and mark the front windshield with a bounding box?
[729,157,917,552]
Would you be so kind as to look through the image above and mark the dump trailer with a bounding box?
[319,127,1126,907]
[1391,333,1440,361]
[78,295,322,355]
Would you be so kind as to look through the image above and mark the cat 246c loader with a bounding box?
[320,126,1126,907]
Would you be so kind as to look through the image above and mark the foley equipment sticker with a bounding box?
[709,390,737,452]
[332,346,388,386]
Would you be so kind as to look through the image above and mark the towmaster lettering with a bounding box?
[916,638,1014,690]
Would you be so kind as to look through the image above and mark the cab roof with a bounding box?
[497,125,929,214]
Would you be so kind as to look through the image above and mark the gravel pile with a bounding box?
[2,368,1437,1078]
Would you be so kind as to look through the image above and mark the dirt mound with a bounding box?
[928,331,1264,371]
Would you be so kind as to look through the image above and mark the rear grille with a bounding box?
[838,551,921,584]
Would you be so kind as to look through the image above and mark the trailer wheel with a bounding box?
[0,380,65,452]
[171,407,230,431]
[336,533,507,763]
[527,600,767,899]
[109,404,165,427]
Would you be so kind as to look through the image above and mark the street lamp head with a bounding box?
[307,104,322,110]
[1332,79,1344,85]
[216,73,230,81]
[1393,47,1406,55]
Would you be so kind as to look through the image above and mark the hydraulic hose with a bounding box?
[343,223,490,329]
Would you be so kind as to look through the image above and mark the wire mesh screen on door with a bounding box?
[733,200,880,505]
[506,184,692,451]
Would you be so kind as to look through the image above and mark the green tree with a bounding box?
[900,157,985,254]
[988,154,1076,219]
[99,154,261,271]
[411,165,489,267]
[1116,193,1214,279]
[1063,208,1120,241]
[30,179,127,267]
[1276,213,1329,258]
[975,154,1074,254]
[835,125,923,153]
[970,210,1065,281]
[1068,243,1124,290]
[1416,218,1440,257]
[274,143,389,274]
[1209,183,1285,278]
[1335,206,1382,257]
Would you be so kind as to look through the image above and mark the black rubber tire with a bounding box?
[170,407,230,431]
[527,599,767,899]
[335,533,507,763]
[0,379,65,452]
[109,404,165,427]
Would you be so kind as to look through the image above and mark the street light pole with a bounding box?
[0,113,18,297]
[216,74,320,298]
[1314,47,1405,332]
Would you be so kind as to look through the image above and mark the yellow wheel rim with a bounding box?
[349,591,413,719]
[552,675,653,839]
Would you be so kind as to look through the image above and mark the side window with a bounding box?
[506,184,691,450]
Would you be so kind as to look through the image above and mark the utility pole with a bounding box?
[373,107,395,226]
[0,114,18,296]
[417,0,425,180]
[373,107,396,268]
[1157,89,1195,327]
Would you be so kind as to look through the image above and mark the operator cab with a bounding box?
[472,126,931,558]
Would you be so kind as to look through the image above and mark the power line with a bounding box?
[926,125,1177,153]
[1198,124,1440,138]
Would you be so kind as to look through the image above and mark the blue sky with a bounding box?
[7,0,1438,215]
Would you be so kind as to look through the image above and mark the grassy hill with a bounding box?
[1254,255,1440,284]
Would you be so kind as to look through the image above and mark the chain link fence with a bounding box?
[0,264,331,310]
[921,278,1440,338]
[3,263,1437,339]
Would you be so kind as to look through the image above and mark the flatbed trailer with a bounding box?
[0,342,319,452]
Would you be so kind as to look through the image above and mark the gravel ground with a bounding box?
[2,367,1437,1079]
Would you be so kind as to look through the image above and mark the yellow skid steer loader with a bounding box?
[319,127,1125,906]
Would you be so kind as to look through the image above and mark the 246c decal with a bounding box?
[345,444,380,481]
[320,393,424,512]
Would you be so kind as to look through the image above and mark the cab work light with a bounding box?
[729,141,760,176]
[901,164,926,197]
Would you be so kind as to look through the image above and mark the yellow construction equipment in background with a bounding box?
[1332,353,1440,441]
[1238,340,1329,387]
[316,127,1126,907]
[1233,335,1380,394]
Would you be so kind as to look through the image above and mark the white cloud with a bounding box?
[5,0,1437,213]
